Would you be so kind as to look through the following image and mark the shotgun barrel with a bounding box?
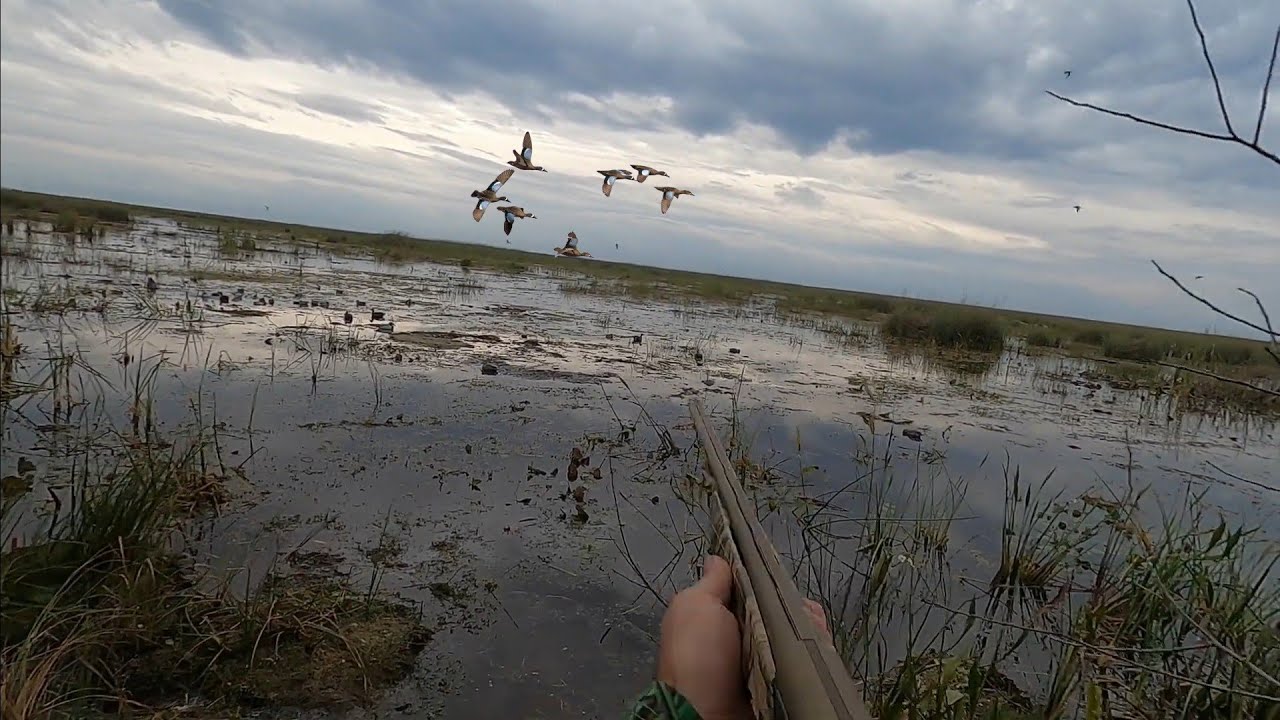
[689,399,871,720]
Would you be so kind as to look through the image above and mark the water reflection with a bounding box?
[2,217,1277,714]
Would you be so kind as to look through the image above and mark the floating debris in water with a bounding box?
[702,378,714,387]
[728,348,741,354]
[902,428,923,442]
[371,310,386,321]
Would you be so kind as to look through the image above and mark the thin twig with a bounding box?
[1184,0,1234,136]
[1045,91,1235,142]
[1152,360,1279,397]
[1236,287,1278,351]
[1255,26,1280,145]
[1206,460,1280,494]
[1152,261,1278,338]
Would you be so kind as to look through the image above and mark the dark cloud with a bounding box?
[153,0,1279,159]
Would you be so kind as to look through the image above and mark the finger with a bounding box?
[690,554,733,606]
[803,598,831,640]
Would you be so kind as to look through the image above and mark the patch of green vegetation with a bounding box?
[1,412,429,718]
[3,188,130,225]
[883,307,1006,352]
[1024,327,1063,348]
[52,209,79,234]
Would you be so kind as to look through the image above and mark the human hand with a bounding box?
[656,555,750,720]
[656,556,835,720]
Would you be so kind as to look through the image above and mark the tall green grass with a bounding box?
[734,430,1280,720]
[882,307,1007,352]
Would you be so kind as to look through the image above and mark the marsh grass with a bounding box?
[729,426,1280,720]
[1,359,429,718]
[883,307,1007,352]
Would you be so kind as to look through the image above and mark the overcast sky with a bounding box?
[2,0,1276,333]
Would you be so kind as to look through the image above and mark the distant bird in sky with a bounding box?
[629,165,669,183]
[615,243,619,250]
[1194,275,1205,280]
[471,168,514,221]
[507,131,547,172]
[1063,70,1072,78]
[1073,205,1081,212]
[598,169,635,197]
[655,186,695,214]
[496,205,536,236]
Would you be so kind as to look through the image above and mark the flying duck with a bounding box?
[470,168,515,221]
[508,131,547,172]
[654,186,694,214]
[629,165,668,183]
[597,169,634,197]
[496,205,536,236]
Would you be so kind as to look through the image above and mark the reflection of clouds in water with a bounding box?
[5,220,1278,711]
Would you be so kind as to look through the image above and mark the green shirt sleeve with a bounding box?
[625,680,703,720]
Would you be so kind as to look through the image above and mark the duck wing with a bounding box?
[489,168,515,193]
[521,131,534,162]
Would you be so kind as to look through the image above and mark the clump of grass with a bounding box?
[1101,333,1166,362]
[1,404,429,717]
[883,307,1006,351]
[52,209,78,234]
[1024,327,1062,348]
[217,229,240,255]
[238,233,257,252]
[778,437,1280,720]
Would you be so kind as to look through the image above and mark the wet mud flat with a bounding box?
[2,218,1277,717]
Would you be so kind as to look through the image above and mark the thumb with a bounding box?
[690,555,733,606]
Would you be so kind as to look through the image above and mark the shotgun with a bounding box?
[689,399,871,720]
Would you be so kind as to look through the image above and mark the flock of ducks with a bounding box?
[468,131,695,257]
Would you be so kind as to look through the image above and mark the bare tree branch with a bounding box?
[1153,360,1280,398]
[1045,4,1280,166]
[1256,26,1280,145]
[1044,91,1236,142]
[1184,0,1235,136]
[1151,261,1278,339]
[1236,287,1277,349]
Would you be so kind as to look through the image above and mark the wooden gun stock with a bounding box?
[690,399,871,720]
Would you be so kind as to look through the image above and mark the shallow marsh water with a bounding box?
[2,219,1276,717]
